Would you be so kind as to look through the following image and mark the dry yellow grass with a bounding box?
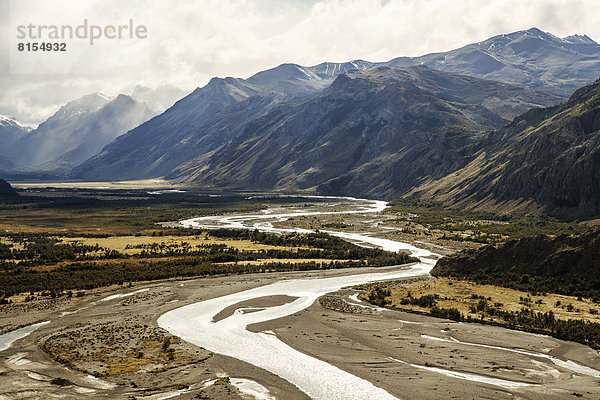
[107,358,153,375]
[57,233,307,254]
[387,277,600,324]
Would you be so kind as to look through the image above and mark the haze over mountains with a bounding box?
[3,94,154,172]
[4,28,600,219]
[233,27,600,98]
[131,84,190,114]
[73,77,269,180]
[0,85,187,174]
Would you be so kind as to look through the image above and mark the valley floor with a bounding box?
[1,188,599,399]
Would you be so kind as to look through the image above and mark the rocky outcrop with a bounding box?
[433,229,600,298]
[0,179,17,197]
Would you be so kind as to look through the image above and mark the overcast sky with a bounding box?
[1,0,599,126]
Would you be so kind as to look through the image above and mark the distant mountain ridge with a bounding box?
[7,93,154,171]
[0,114,31,135]
[0,115,32,167]
[244,60,374,96]
[238,27,600,98]
[385,28,600,97]
[241,28,600,98]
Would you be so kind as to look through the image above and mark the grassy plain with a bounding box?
[380,277,600,324]
[57,234,306,254]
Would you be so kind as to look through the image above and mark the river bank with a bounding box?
[2,195,600,399]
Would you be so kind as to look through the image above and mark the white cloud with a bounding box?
[1,0,599,125]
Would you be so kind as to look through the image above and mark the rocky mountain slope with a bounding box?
[74,61,388,181]
[8,94,153,171]
[410,77,600,219]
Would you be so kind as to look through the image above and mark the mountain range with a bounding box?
[76,28,596,205]
[168,66,560,196]
[77,27,597,184]
[4,27,600,219]
[74,64,559,185]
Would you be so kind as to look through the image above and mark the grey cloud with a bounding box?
[1,0,599,126]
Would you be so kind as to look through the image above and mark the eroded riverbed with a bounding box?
[159,196,600,400]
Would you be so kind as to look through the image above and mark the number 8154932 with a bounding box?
[17,42,66,51]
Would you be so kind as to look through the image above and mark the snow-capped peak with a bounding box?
[0,115,32,131]
[47,92,113,123]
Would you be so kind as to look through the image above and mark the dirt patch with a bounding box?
[40,320,211,377]
[385,277,600,324]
